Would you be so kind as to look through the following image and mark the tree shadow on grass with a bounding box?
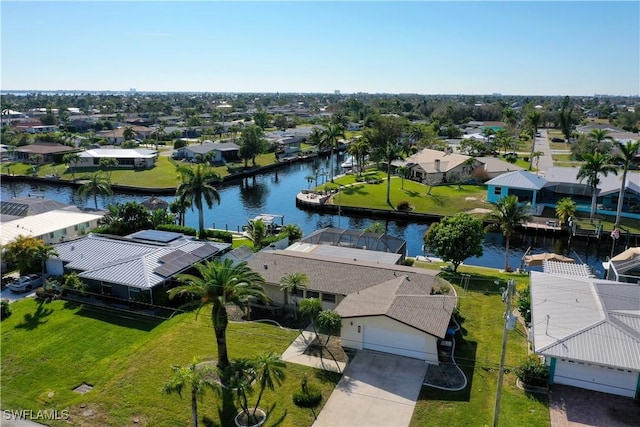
[14,300,53,331]
[419,339,477,403]
[72,304,162,331]
[439,272,504,295]
[403,190,420,198]
[426,194,446,206]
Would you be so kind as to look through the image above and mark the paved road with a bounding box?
[534,129,554,173]
[313,350,427,427]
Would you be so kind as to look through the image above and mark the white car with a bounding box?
[8,274,43,293]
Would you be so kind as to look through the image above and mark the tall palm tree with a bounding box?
[62,152,80,180]
[577,152,618,222]
[168,259,268,372]
[347,138,369,176]
[319,124,345,182]
[397,165,409,189]
[161,358,217,427]
[176,164,221,239]
[279,272,309,311]
[379,141,403,205]
[555,197,577,226]
[531,150,544,174]
[612,140,640,227]
[485,195,531,272]
[170,198,192,226]
[78,172,113,209]
[305,175,315,190]
[526,110,541,170]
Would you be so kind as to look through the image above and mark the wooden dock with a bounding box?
[521,220,562,233]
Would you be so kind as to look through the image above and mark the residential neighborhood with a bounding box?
[1,2,640,426]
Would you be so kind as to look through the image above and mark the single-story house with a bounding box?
[392,148,479,184]
[177,142,240,163]
[474,156,524,180]
[0,197,104,246]
[485,170,548,208]
[529,271,640,398]
[13,142,78,163]
[246,248,456,362]
[48,230,230,304]
[96,125,154,145]
[77,148,158,169]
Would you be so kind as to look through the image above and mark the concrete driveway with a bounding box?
[313,350,427,427]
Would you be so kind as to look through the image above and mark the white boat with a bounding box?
[341,155,358,168]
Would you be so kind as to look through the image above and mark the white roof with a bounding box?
[79,149,157,159]
[530,271,640,371]
[0,210,104,245]
[485,170,547,190]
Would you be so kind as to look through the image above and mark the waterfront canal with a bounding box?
[1,156,616,277]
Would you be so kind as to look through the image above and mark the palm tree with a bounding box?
[485,195,531,272]
[316,310,343,371]
[176,164,221,239]
[531,150,544,174]
[161,358,217,427]
[397,165,409,189]
[319,124,345,182]
[555,197,577,226]
[245,218,266,250]
[409,124,425,145]
[577,152,618,222]
[347,138,370,176]
[588,129,612,151]
[170,198,192,226]
[78,172,113,209]
[99,157,118,180]
[32,244,58,278]
[62,152,80,180]
[123,126,136,142]
[168,259,268,373]
[526,110,541,170]
[279,272,308,315]
[612,140,640,227]
[251,352,286,416]
[299,298,323,349]
[380,141,403,205]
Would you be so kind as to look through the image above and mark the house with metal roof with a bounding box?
[485,170,548,208]
[177,142,240,163]
[47,230,230,305]
[77,148,158,169]
[0,197,104,246]
[246,249,456,362]
[529,271,640,398]
[605,247,640,283]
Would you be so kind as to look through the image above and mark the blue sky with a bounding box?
[1,1,638,95]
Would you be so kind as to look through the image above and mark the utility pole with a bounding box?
[492,279,515,427]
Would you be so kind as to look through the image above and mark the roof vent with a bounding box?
[263,264,268,270]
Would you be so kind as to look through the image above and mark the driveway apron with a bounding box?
[313,350,427,427]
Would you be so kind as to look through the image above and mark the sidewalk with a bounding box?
[281,330,346,373]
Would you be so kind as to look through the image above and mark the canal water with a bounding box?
[0,155,616,277]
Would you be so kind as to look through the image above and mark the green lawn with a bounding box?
[324,174,490,216]
[410,266,549,427]
[1,299,339,426]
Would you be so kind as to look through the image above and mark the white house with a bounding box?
[393,148,478,184]
[177,142,240,163]
[530,271,640,398]
[77,148,158,169]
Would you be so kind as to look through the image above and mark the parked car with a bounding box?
[8,274,43,293]
[551,137,565,142]
[1,276,16,290]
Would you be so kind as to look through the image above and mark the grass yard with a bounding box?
[1,299,339,427]
[325,174,490,216]
[410,266,549,427]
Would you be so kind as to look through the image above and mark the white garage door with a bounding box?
[554,360,638,398]
[363,326,427,360]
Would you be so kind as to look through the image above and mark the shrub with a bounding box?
[204,229,233,243]
[396,200,411,211]
[1,299,11,320]
[156,224,197,236]
[260,233,288,249]
[403,258,415,266]
[504,153,518,163]
[517,286,531,324]
[515,355,549,388]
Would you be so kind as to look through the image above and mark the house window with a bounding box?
[494,186,502,195]
[322,293,336,303]
[101,284,112,296]
[293,288,304,298]
[306,290,319,299]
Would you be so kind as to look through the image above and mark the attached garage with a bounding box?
[552,359,639,398]
[363,325,430,360]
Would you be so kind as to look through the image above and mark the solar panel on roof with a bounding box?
[190,245,218,259]
[159,250,188,263]
[129,230,183,243]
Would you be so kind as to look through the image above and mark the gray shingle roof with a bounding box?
[184,142,239,155]
[335,276,455,338]
[247,250,438,296]
[530,271,640,371]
